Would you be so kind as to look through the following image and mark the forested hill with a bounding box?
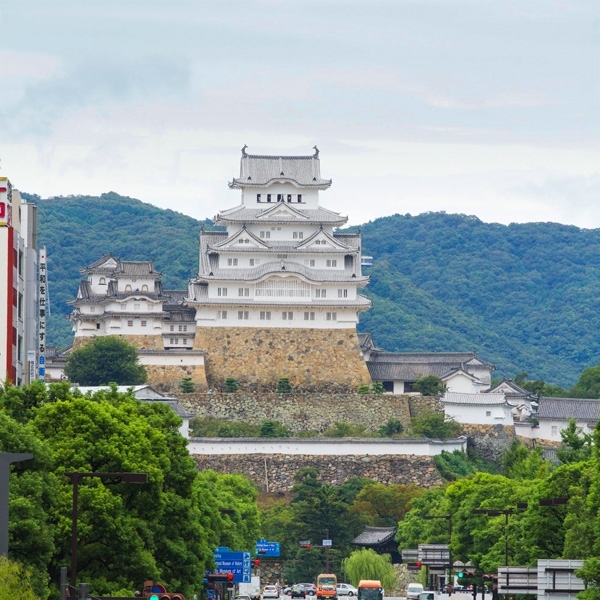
[25,191,600,387]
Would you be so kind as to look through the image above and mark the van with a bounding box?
[357,580,383,600]
[406,584,424,600]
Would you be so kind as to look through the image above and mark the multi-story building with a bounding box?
[186,147,372,390]
[0,178,38,385]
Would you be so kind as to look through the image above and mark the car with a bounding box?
[235,596,252,600]
[336,585,357,597]
[263,586,279,599]
[406,584,424,600]
[291,586,306,599]
[300,585,317,596]
[317,585,337,600]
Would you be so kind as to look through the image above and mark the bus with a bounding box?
[357,581,383,600]
[317,574,337,599]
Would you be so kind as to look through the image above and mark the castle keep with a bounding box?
[67,147,372,391]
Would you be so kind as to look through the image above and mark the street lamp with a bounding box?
[471,503,527,566]
[64,471,148,590]
[421,514,452,538]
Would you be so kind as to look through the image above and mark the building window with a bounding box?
[304,312,315,321]
[326,312,337,321]
[282,311,293,320]
[125,284,132,291]
[18,293,23,319]
[277,194,283,202]
[219,310,228,320]
[338,289,348,298]
[141,320,147,327]
[250,258,261,266]
[326,259,337,267]
[238,310,249,320]
[227,258,238,266]
[99,277,106,285]
[179,325,188,332]
[238,287,250,297]
[293,231,304,239]
[217,287,228,297]
[316,289,327,298]
[260,311,271,320]
[170,324,175,331]
[267,194,272,202]
[260,231,271,239]
[298,194,302,202]
[170,338,175,344]
[551,426,558,436]
[18,250,23,276]
[287,194,292,202]
[142,284,148,291]
[128,320,133,327]
[486,411,492,417]
[257,194,261,202]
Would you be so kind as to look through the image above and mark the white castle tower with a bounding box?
[187,146,372,391]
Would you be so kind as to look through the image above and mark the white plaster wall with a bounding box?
[536,419,597,443]
[393,381,405,394]
[138,353,204,367]
[241,184,320,208]
[188,437,467,456]
[445,373,478,394]
[444,403,513,425]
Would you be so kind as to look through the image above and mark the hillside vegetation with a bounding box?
[25,192,600,387]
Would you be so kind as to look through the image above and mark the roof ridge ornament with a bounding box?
[313,145,319,157]
[242,144,248,157]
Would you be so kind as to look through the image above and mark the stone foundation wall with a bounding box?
[72,333,164,350]
[193,326,372,392]
[192,453,442,491]
[145,363,208,394]
[179,392,412,433]
[408,395,444,417]
[461,423,516,462]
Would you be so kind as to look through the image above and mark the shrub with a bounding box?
[371,382,385,394]
[377,418,404,437]
[413,375,446,396]
[357,385,371,394]
[224,377,239,392]
[179,377,195,393]
[410,409,462,440]
[323,422,369,437]
[259,420,292,437]
[276,377,292,393]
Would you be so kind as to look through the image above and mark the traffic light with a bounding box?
[417,562,422,567]
[458,573,464,579]
[254,560,260,565]
[206,573,234,582]
[158,594,184,600]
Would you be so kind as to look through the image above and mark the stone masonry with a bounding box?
[72,333,165,351]
[461,423,516,462]
[193,326,372,392]
[192,453,442,491]
[179,392,412,433]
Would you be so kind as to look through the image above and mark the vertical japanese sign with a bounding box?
[38,247,47,381]
[0,177,12,227]
[27,351,36,385]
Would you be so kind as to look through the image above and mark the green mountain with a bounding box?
[25,192,600,387]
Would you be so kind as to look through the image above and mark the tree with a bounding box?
[556,420,594,464]
[342,548,397,591]
[377,418,404,437]
[371,382,385,394]
[64,336,147,385]
[259,420,292,437]
[350,483,424,526]
[224,377,239,392]
[413,376,446,397]
[276,377,292,393]
[411,409,462,440]
[0,557,40,600]
[179,377,195,393]
[571,365,600,399]
[576,557,600,600]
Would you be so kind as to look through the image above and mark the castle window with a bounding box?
[128,320,133,327]
[170,324,175,331]
[338,289,348,298]
[239,239,245,244]
[304,259,315,267]
[99,277,106,285]
[297,194,302,202]
[250,258,261,266]
[183,338,188,345]
[227,258,238,266]
[282,311,293,320]
[326,312,337,321]
[125,284,132,291]
[217,287,228,297]
[260,231,271,239]
[96,323,101,329]
[304,312,315,321]
[238,310,249,320]
[326,259,337,267]
[170,338,174,344]
[238,287,250,297]
[219,310,228,320]
[486,411,492,417]
[293,232,304,239]
[257,194,261,202]
[260,311,271,320]
[277,194,283,202]
[141,320,147,327]
[256,278,310,298]
[267,194,272,202]
[142,284,148,291]
[316,289,327,298]
[179,325,188,332]
[287,194,292,202]
[552,426,558,436]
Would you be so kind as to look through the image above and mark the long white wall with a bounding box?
[188,437,467,456]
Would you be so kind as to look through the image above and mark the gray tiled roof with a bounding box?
[443,392,507,405]
[367,361,462,381]
[485,378,535,398]
[351,526,398,546]
[80,253,119,274]
[196,260,368,284]
[229,149,332,189]
[112,260,161,278]
[536,397,600,422]
[141,399,195,419]
[358,333,384,352]
[369,351,479,364]
[214,205,347,226]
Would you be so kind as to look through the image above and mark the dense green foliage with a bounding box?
[412,376,446,397]
[28,192,600,385]
[434,449,497,482]
[410,409,463,440]
[0,382,260,599]
[64,337,147,385]
[0,557,40,600]
[342,548,397,591]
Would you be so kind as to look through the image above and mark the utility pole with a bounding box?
[325,529,330,573]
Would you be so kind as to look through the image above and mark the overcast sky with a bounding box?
[0,0,598,228]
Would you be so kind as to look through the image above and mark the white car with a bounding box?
[336,584,358,597]
[406,584,424,600]
[263,586,279,599]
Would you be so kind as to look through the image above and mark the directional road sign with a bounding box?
[213,550,252,583]
[256,540,280,557]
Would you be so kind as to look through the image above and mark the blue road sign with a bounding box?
[256,541,280,557]
[213,550,252,583]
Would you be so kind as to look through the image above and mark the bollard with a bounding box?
[60,567,68,600]
[79,583,89,600]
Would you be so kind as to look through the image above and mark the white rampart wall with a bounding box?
[188,437,467,456]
